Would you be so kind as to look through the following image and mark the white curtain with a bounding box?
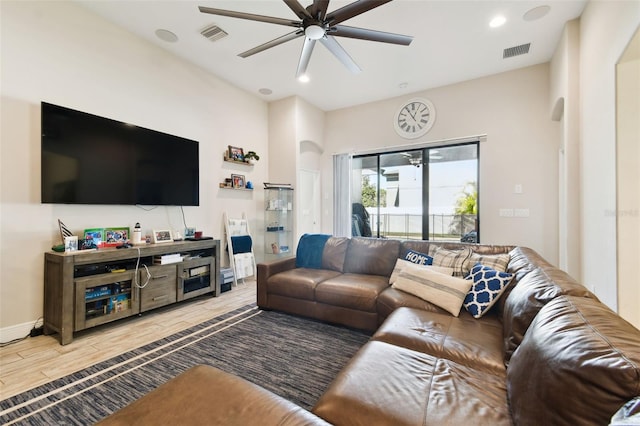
[333,153,352,237]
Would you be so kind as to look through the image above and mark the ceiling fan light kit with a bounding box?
[198,0,413,79]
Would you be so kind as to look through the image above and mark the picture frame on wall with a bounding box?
[231,174,245,189]
[228,145,244,162]
[153,229,173,244]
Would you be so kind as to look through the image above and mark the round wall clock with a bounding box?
[393,98,436,139]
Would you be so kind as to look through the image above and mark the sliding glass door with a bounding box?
[351,142,479,242]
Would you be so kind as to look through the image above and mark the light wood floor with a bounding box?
[0,280,256,400]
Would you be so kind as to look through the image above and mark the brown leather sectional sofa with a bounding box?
[101,236,640,425]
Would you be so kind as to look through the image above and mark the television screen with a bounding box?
[41,102,199,206]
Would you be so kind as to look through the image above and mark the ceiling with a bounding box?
[75,0,587,111]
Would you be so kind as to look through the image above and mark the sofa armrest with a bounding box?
[257,256,297,307]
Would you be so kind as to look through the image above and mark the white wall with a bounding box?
[550,19,582,282]
[578,0,640,311]
[0,1,267,338]
[324,64,560,263]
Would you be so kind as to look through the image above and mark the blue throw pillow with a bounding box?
[463,263,514,318]
[403,249,433,265]
[295,234,331,269]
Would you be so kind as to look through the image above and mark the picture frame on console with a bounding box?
[153,229,173,244]
[228,145,244,162]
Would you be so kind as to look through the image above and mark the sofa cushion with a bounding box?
[467,252,510,273]
[295,234,331,269]
[321,236,350,272]
[501,266,596,362]
[343,237,400,277]
[432,246,473,277]
[463,263,514,318]
[372,307,506,374]
[377,287,452,320]
[98,365,330,426]
[392,262,472,316]
[267,268,342,301]
[313,341,511,426]
[403,248,433,265]
[315,273,389,313]
[508,296,640,425]
[389,259,453,285]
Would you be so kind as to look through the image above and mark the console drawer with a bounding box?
[140,264,177,312]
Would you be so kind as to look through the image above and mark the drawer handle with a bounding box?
[152,274,169,280]
[152,295,168,301]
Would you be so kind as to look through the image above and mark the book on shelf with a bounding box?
[153,253,183,265]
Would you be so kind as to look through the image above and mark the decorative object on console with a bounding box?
[84,228,104,247]
[103,227,130,247]
[58,219,73,243]
[153,229,173,244]
[132,223,143,245]
[64,236,78,253]
[184,227,196,238]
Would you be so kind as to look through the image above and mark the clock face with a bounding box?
[394,98,436,139]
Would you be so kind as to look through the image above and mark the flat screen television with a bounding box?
[41,102,199,206]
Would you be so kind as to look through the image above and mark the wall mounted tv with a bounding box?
[41,102,199,206]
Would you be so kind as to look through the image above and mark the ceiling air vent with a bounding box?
[503,43,531,59]
[200,24,228,42]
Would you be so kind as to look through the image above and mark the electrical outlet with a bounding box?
[514,184,523,194]
[514,208,530,217]
[499,208,514,217]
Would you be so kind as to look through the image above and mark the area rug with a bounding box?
[0,305,371,425]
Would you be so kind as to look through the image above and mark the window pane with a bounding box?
[349,142,478,242]
[428,144,478,242]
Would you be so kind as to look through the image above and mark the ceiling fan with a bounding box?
[198,0,413,78]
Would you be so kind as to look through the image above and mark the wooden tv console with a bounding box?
[44,239,220,345]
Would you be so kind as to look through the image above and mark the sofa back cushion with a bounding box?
[507,295,640,425]
[321,237,350,272]
[501,266,597,363]
[343,237,400,277]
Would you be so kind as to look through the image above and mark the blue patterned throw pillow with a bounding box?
[403,249,433,265]
[463,263,514,318]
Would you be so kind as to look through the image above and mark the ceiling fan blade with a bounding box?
[325,0,392,25]
[309,0,330,21]
[319,35,362,74]
[198,6,300,28]
[296,37,317,78]
[239,30,304,58]
[283,0,313,20]
[330,24,413,45]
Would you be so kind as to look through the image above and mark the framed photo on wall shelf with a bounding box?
[153,229,173,244]
[231,174,245,189]
[228,146,244,162]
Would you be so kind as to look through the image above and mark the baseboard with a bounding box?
[0,319,43,344]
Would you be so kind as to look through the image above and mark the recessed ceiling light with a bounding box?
[258,88,273,95]
[489,15,506,28]
[523,5,551,22]
[155,29,178,43]
[298,74,310,83]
